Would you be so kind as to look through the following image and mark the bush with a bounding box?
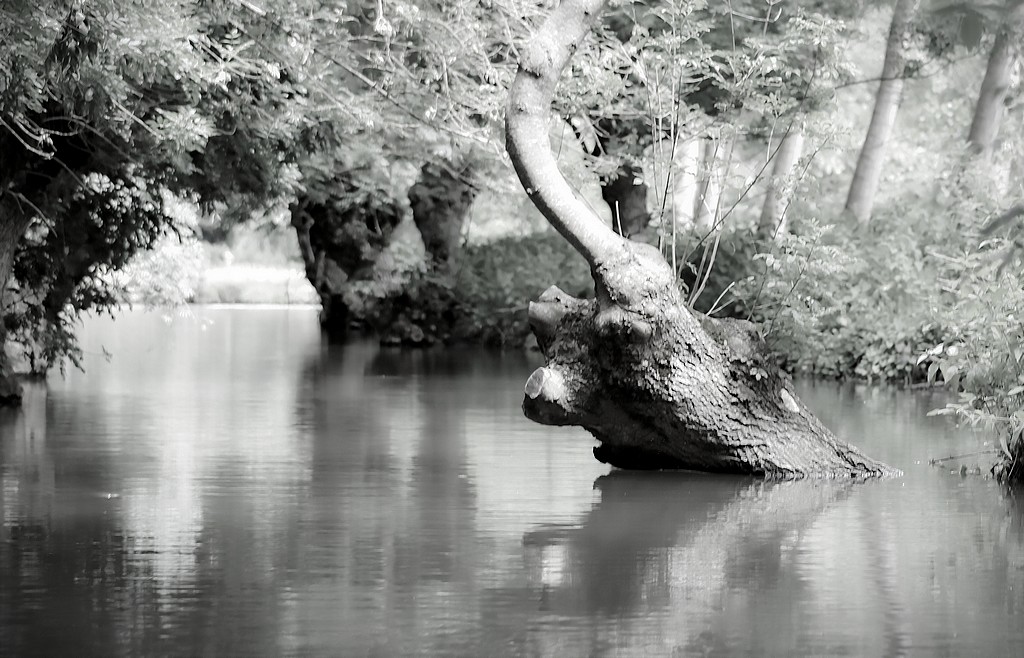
[362,231,593,348]
[921,241,1024,483]
[732,214,956,383]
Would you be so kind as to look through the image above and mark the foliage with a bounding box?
[732,208,961,384]
[0,0,298,376]
[0,0,1022,494]
[455,233,594,345]
[117,235,205,308]
[9,174,177,372]
[922,228,1024,482]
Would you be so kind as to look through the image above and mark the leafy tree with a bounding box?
[0,0,328,399]
[0,0,213,399]
[509,0,893,476]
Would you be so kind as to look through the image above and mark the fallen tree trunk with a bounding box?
[507,0,896,478]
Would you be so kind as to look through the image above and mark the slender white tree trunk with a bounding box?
[672,138,701,231]
[758,128,805,241]
[845,0,920,224]
[694,138,722,234]
[645,137,700,231]
[968,33,1013,155]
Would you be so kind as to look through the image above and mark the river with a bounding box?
[1,307,1021,656]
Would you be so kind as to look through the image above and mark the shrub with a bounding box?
[732,214,955,383]
[922,241,1024,483]
[363,231,593,348]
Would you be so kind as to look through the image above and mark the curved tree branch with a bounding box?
[505,0,626,270]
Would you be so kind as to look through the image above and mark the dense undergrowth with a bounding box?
[726,163,1024,482]
[354,232,592,348]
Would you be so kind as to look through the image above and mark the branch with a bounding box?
[505,0,626,269]
[928,450,998,465]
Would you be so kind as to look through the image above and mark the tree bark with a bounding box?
[408,160,479,270]
[505,0,628,271]
[507,0,895,477]
[290,192,403,341]
[757,128,805,242]
[290,203,348,341]
[845,0,920,224]
[967,11,1023,156]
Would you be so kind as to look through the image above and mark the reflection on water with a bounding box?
[2,307,1023,656]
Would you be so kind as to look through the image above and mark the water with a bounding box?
[2,307,1022,657]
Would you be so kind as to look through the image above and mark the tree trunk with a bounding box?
[408,160,479,270]
[507,0,895,477]
[845,0,920,224]
[967,16,1022,156]
[290,203,348,342]
[645,136,699,233]
[601,163,650,237]
[0,212,33,405]
[757,128,805,242]
[693,137,722,234]
[672,138,701,232]
[290,192,402,341]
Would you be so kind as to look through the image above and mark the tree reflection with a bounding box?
[519,472,853,654]
[0,382,128,656]
[2,310,324,657]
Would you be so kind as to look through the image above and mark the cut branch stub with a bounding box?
[528,285,585,352]
[523,366,576,426]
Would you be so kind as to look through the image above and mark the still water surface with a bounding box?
[2,307,1023,656]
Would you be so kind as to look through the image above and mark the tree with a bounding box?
[0,0,329,400]
[845,0,921,223]
[967,2,1024,156]
[408,159,479,271]
[290,164,407,339]
[507,0,894,476]
[265,0,529,338]
[563,0,850,247]
[757,125,805,241]
[0,1,216,400]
